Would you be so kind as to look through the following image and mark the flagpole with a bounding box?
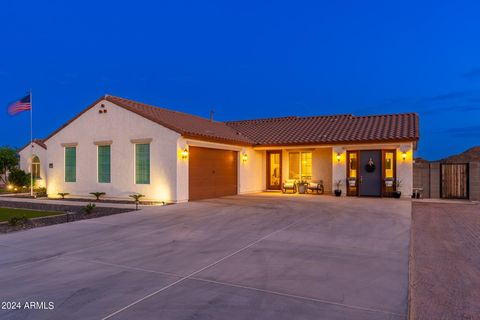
[30,90,33,197]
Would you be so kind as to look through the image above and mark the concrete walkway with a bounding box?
[0,194,411,320]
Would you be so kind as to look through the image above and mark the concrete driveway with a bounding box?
[0,194,411,320]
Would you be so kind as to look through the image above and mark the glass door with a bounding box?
[267,151,282,190]
[382,150,396,196]
[347,151,359,196]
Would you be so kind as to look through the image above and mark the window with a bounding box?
[135,143,150,184]
[384,151,394,179]
[65,147,76,182]
[32,156,41,179]
[98,145,111,183]
[348,152,357,178]
[288,152,312,180]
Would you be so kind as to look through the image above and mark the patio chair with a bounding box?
[282,179,297,194]
[307,180,324,194]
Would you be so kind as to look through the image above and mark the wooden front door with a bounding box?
[189,147,238,200]
[266,151,282,190]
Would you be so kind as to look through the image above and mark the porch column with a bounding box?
[332,147,346,196]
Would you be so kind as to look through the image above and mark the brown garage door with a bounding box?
[189,147,238,200]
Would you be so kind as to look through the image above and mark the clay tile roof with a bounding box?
[43,94,419,147]
[105,96,254,146]
[19,139,47,151]
[226,113,419,146]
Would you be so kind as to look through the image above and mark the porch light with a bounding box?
[181,148,189,160]
[336,153,341,162]
[402,152,407,160]
[242,153,248,163]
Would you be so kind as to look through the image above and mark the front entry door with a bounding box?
[359,150,382,196]
[266,151,282,190]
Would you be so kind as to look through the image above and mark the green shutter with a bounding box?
[98,145,111,183]
[135,144,150,184]
[65,147,76,182]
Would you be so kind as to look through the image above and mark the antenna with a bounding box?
[210,108,215,121]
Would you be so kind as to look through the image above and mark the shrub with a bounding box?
[90,192,106,200]
[34,187,47,198]
[8,216,28,226]
[57,192,69,199]
[8,168,33,188]
[84,203,96,214]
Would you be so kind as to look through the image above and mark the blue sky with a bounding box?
[1,0,479,160]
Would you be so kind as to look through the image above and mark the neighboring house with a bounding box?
[19,95,419,202]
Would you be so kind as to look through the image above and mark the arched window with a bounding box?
[32,156,41,179]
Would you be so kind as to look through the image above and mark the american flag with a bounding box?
[8,94,31,116]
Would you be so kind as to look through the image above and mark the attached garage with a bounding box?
[188,147,238,200]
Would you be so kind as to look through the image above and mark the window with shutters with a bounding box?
[65,147,76,182]
[135,144,150,184]
[98,145,111,183]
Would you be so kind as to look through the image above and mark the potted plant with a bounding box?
[385,177,394,188]
[297,180,308,194]
[393,179,402,198]
[348,177,356,187]
[334,180,342,197]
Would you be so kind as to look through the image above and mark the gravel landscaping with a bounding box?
[409,201,480,320]
[0,200,133,233]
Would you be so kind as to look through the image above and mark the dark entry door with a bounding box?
[359,150,382,196]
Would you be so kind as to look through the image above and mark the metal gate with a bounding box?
[441,163,469,199]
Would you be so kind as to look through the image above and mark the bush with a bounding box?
[90,192,106,200]
[8,169,33,188]
[34,187,47,198]
[8,216,28,226]
[84,203,96,214]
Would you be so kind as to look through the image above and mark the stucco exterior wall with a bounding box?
[19,143,47,188]
[313,148,333,193]
[44,100,181,201]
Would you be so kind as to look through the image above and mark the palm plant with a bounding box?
[129,194,145,210]
[90,192,106,201]
[58,192,69,199]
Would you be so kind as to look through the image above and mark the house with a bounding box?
[18,95,419,202]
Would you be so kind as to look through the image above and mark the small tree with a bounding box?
[0,146,19,185]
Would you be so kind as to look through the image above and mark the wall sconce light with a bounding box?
[181,148,189,160]
[242,153,248,163]
[402,152,407,160]
[336,153,341,162]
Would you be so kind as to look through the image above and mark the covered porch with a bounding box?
[254,142,413,198]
